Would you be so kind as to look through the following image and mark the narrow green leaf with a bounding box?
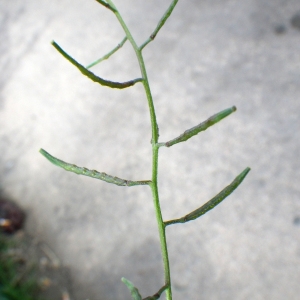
[52,41,143,89]
[165,167,250,226]
[39,149,151,187]
[163,106,236,147]
[121,277,142,300]
[86,36,127,69]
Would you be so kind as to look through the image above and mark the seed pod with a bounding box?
[52,41,142,89]
[164,106,237,147]
[39,149,150,187]
[165,167,250,226]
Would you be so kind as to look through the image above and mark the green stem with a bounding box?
[106,1,172,299]
[106,2,158,142]
[86,36,127,69]
[150,145,172,300]
[143,284,168,300]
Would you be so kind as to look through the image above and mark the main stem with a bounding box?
[150,145,172,300]
[107,1,172,299]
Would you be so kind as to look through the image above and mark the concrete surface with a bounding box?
[1,0,300,299]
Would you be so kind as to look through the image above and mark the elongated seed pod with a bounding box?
[39,149,151,187]
[164,167,250,226]
[52,41,143,89]
[164,106,236,147]
[94,0,117,12]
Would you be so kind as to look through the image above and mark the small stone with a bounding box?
[39,277,52,289]
[40,256,49,267]
[0,198,25,234]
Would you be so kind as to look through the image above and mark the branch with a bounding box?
[122,278,167,300]
[161,106,236,147]
[40,149,151,187]
[165,167,251,226]
[86,36,127,69]
[143,284,168,300]
[140,0,179,50]
[52,41,143,89]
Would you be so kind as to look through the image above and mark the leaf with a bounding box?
[121,277,142,300]
[163,106,236,147]
[52,41,143,89]
[165,167,250,226]
[39,149,151,187]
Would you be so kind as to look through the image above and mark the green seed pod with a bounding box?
[39,149,150,187]
[164,106,237,147]
[165,167,250,226]
[52,41,142,89]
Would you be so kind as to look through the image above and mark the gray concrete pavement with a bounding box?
[1,0,300,299]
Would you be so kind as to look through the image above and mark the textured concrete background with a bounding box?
[1,0,300,299]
